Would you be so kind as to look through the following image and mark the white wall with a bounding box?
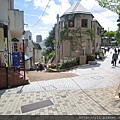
[9,10,24,31]
[24,31,32,40]
[0,0,9,25]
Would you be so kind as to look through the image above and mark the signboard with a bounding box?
[57,45,60,49]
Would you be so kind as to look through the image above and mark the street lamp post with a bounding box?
[56,14,59,69]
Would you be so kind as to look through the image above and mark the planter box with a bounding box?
[88,60,97,65]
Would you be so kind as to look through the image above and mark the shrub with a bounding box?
[60,58,79,69]
[86,54,95,63]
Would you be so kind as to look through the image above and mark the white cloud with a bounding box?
[33,0,70,24]
[80,0,118,31]
[29,0,71,40]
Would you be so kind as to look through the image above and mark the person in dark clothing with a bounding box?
[118,48,120,55]
[114,48,117,53]
[36,64,39,72]
[112,51,118,66]
[39,63,43,71]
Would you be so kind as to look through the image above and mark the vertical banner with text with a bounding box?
[4,38,8,67]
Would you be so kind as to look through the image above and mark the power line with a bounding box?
[29,0,51,27]
[84,0,118,23]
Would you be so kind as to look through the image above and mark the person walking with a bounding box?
[114,48,117,53]
[118,48,120,55]
[36,64,39,72]
[112,51,118,66]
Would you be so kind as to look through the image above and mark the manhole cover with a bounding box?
[21,100,54,113]
[42,85,57,91]
[91,76,103,80]
[61,95,66,98]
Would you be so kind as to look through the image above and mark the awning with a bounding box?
[25,55,30,61]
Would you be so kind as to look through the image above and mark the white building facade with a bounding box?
[24,31,34,70]
[0,0,24,66]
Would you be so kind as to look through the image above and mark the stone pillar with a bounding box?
[79,55,86,65]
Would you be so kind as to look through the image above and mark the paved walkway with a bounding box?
[0,50,120,115]
[27,71,78,82]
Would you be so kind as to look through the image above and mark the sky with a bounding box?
[14,0,118,42]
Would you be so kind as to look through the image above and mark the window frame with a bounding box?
[68,20,74,28]
[81,19,88,28]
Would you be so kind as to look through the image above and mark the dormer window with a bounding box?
[68,20,74,27]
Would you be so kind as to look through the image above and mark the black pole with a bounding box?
[6,67,8,88]
[22,39,25,80]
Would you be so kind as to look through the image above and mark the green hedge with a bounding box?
[60,58,79,69]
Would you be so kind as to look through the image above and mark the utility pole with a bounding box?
[56,14,59,69]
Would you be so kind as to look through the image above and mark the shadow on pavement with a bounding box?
[16,85,24,94]
[78,63,101,69]
[111,66,120,68]
[0,89,6,99]
[97,56,107,62]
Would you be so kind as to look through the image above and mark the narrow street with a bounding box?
[0,49,120,115]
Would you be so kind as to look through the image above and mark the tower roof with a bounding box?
[61,1,92,17]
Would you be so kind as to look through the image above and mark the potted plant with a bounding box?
[86,54,97,65]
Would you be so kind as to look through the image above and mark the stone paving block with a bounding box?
[0,86,120,115]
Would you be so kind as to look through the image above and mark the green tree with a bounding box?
[97,0,120,14]
[115,14,120,44]
[44,26,55,55]
[97,0,120,44]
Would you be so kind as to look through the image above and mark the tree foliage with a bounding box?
[44,26,55,55]
[115,14,120,44]
[97,0,120,44]
[102,30,116,37]
[97,0,120,14]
